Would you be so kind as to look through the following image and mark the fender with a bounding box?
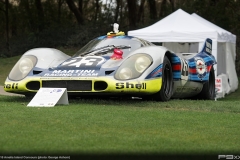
[126,46,170,79]
[23,48,70,69]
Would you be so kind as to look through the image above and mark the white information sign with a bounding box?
[215,78,222,93]
[27,88,69,107]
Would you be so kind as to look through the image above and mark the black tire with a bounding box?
[152,56,173,101]
[198,66,215,100]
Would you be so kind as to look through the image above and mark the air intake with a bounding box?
[26,81,40,90]
[94,81,108,91]
[42,80,92,91]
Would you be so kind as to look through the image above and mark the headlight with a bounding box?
[119,68,132,80]
[115,53,152,80]
[9,55,37,81]
[19,58,34,74]
[135,56,151,73]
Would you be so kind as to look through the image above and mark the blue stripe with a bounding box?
[146,64,163,79]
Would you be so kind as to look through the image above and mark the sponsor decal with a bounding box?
[61,56,105,68]
[116,82,146,89]
[51,89,62,93]
[205,41,212,54]
[4,83,18,89]
[195,57,207,79]
[215,78,222,92]
[146,64,162,79]
[44,70,98,77]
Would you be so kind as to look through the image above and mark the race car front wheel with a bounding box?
[153,56,173,101]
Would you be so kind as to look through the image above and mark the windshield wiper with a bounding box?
[81,45,131,56]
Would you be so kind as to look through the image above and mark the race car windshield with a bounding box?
[73,38,142,57]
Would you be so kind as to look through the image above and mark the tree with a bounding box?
[94,0,100,21]
[127,0,136,29]
[57,0,64,23]
[147,0,157,20]
[20,0,34,31]
[114,0,121,23]
[0,0,10,55]
[137,0,145,23]
[159,0,167,19]
[66,0,84,25]
[35,0,45,31]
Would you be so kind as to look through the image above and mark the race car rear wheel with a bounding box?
[152,56,173,101]
[198,66,215,100]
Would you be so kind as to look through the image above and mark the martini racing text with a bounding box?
[44,70,98,77]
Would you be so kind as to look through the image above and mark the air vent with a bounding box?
[94,81,108,91]
[33,70,43,75]
[42,80,92,91]
[105,70,115,75]
[26,81,40,90]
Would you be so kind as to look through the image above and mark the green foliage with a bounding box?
[66,22,112,47]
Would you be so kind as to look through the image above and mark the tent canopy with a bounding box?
[128,9,235,43]
[191,13,236,43]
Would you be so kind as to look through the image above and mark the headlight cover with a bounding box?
[115,53,152,80]
[9,55,37,81]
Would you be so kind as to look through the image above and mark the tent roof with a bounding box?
[191,13,236,43]
[128,9,234,43]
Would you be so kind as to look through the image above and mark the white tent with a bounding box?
[128,9,238,94]
[191,13,238,95]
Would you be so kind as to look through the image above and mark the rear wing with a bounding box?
[200,38,212,55]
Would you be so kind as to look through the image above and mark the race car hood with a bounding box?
[41,55,124,77]
[57,55,124,69]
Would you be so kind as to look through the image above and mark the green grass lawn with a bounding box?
[0,95,240,155]
[0,55,240,158]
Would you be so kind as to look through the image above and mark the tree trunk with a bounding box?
[169,0,175,12]
[66,0,84,25]
[114,0,120,23]
[5,0,10,55]
[35,0,45,31]
[78,0,83,15]
[57,0,64,23]
[127,0,137,30]
[159,0,166,18]
[137,0,145,23]
[20,0,34,31]
[94,0,99,22]
[148,0,157,20]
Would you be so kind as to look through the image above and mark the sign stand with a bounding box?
[27,88,69,107]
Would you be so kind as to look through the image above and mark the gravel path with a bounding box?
[0,86,24,96]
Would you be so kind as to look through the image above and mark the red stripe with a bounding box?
[172,64,211,73]
[207,65,211,72]
[189,68,197,74]
[172,64,181,70]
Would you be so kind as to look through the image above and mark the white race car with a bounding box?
[4,28,216,101]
